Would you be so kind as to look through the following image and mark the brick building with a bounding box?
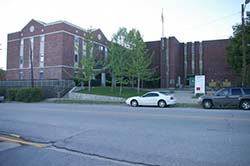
[7,19,109,86]
[6,19,239,88]
[146,37,240,88]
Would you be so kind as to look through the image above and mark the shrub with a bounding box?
[7,88,18,101]
[0,88,7,97]
[74,77,83,87]
[16,88,43,102]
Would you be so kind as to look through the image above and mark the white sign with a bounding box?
[195,75,205,94]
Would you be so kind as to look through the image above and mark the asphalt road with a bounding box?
[0,103,250,166]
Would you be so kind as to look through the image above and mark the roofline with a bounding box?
[145,40,161,43]
[45,20,87,32]
[202,38,230,42]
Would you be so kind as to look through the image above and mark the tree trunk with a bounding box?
[88,78,91,92]
[131,78,134,88]
[137,74,140,94]
[119,83,122,96]
[112,74,116,88]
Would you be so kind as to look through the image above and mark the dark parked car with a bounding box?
[0,96,4,102]
[198,87,250,110]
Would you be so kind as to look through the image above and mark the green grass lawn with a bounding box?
[79,87,149,98]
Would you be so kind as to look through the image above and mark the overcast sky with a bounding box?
[0,0,248,70]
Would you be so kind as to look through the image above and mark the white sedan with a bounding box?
[126,91,176,108]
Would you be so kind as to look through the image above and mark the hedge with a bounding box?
[7,88,43,102]
[0,88,7,97]
[7,88,18,101]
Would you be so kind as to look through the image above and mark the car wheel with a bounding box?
[240,100,250,110]
[131,100,138,107]
[158,100,166,108]
[202,100,212,109]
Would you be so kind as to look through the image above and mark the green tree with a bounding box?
[81,29,96,92]
[127,29,155,94]
[108,27,129,95]
[0,68,5,80]
[226,19,250,86]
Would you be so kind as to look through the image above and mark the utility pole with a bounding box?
[242,0,250,86]
[242,4,246,86]
[241,4,246,86]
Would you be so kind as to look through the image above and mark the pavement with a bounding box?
[50,88,199,104]
[151,89,198,104]
[171,90,198,104]
[1,103,250,166]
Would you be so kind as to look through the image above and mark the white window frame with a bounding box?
[74,36,79,67]
[29,37,34,68]
[40,35,45,67]
[19,39,24,68]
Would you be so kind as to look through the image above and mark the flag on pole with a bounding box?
[161,8,165,37]
[161,8,164,23]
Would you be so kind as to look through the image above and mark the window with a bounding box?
[99,45,104,51]
[82,40,86,57]
[29,38,34,68]
[19,39,24,68]
[143,93,159,97]
[232,89,242,96]
[40,35,45,67]
[19,71,24,80]
[39,71,44,80]
[74,36,79,67]
[104,47,108,60]
[243,88,250,95]
[74,54,78,63]
[74,71,79,78]
[217,88,229,96]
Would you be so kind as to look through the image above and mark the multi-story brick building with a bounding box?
[6,19,240,88]
[7,19,109,86]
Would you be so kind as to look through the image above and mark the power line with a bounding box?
[182,11,241,31]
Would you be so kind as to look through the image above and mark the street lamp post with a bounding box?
[242,0,250,86]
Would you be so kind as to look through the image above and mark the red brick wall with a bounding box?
[203,39,240,85]
[7,40,19,69]
[169,37,180,87]
[186,42,192,76]
[145,41,161,75]
[45,33,64,66]
[194,41,200,75]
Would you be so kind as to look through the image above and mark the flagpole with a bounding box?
[161,8,164,38]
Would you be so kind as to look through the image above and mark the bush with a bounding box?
[0,88,7,97]
[7,88,43,102]
[74,77,83,87]
[16,88,43,102]
[7,88,18,101]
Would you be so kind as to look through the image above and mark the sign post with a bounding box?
[195,75,205,94]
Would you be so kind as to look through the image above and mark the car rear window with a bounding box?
[243,88,250,95]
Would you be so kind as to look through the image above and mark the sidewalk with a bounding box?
[150,89,198,104]
[173,90,198,104]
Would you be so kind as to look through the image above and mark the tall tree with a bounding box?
[127,29,154,94]
[226,19,250,86]
[81,29,96,92]
[108,27,129,95]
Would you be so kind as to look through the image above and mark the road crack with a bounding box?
[49,144,162,166]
